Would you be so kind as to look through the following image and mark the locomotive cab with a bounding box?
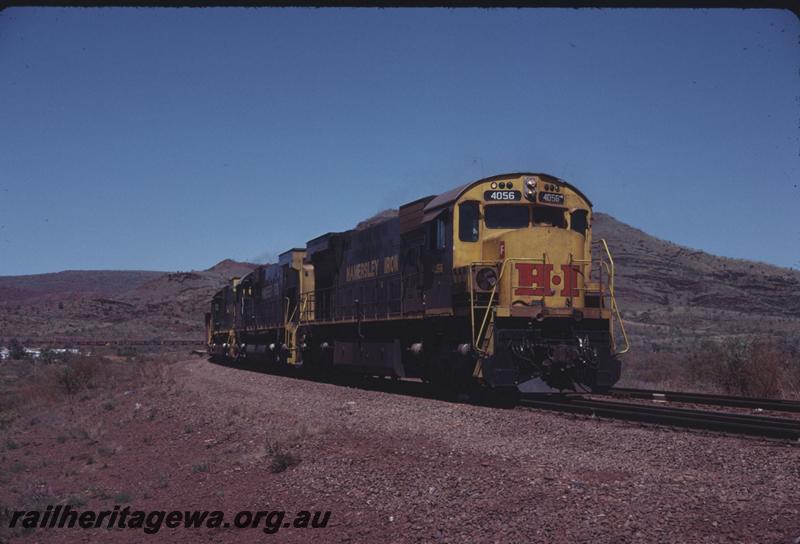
[425,173,628,391]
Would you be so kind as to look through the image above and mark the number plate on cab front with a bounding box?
[484,190,521,201]
[538,192,564,205]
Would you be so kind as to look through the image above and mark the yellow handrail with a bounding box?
[470,257,545,353]
[297,293,309,324]
[596,239,630,355]
[468,262,503,353]
[472,261,507,352]
[284,296,299,350]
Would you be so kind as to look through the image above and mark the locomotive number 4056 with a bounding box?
[484,190,521,201]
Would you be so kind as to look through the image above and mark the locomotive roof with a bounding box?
[422,172,593,215]
[303,173,591,250]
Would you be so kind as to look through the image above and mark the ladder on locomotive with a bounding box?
[283,294,310,365]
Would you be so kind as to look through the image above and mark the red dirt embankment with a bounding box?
[1,356,799,543]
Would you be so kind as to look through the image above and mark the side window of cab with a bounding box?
[430,210,448,251]
[458,201,480,242]
[570,209,589,236]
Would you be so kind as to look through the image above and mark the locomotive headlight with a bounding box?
[475,267,498,290]
[524,177,537,201]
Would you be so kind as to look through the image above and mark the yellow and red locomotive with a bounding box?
[206,173,628,392]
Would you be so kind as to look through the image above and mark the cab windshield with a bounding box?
[484,205,529,229]
[532,206,567,228]
[484,204,567,229]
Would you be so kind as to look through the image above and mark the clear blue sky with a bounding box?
[0,8,797,276]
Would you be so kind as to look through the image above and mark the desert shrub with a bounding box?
[7,355,111,404]
[265,437,300,474]
[686,337,791,398]
[717,338,785,398]
[270,451,300,473]
[52,356,105,396]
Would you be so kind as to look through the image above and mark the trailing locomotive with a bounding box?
[205,173,629,392]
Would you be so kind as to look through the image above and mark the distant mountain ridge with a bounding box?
[0,261,260,304]
[0,270,164,304]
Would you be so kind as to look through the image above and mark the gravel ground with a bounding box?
[2,356,799,544]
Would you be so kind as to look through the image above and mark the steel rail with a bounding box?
[519,395,800,440]
[608,387,800,413]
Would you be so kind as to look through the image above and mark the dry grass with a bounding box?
[0,351,183,541]
[0,353,174,431]
[621,337,800,399]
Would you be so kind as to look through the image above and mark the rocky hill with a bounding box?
[0,261,257,342]
[593,213,800,353]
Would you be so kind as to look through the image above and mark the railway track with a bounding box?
[519,395,800,441]
[608,387,800,413]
